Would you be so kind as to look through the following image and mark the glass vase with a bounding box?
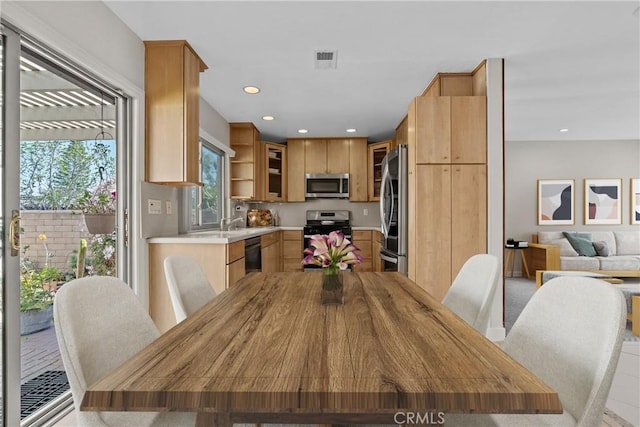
[321,268,343,305]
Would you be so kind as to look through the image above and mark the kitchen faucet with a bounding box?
[220,216,244,231]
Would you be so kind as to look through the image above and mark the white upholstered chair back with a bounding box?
[502,276,626,426]
[164,255,216,323]
[442,254,500,335]
[54,276,195,426]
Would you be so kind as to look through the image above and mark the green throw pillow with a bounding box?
[563,232,596,257]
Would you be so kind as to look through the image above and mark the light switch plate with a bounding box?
[166,201,172,215]
[148,199,161,215]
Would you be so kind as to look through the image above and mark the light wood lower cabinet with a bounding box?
[261,232,281,273]
[148,241,245,333]
[352,230,373,272]
[282,230,303,271]
[372,230,383,272]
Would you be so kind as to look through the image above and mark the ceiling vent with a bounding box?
[314,50,338,69]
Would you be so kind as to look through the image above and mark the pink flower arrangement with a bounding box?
[303,231,363,274]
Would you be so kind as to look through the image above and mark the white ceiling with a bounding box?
[104,1,640,143]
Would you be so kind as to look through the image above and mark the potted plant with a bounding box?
[74,178,116,234]
[303,231,363,305]
[20,238,63,335]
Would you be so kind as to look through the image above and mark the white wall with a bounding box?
[2,0,230,308]
[506,139,640,273]
[200,98,230,146]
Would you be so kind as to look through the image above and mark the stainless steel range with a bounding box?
[303,210,352,271]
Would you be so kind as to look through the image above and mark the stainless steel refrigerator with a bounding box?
[379,145,408,274]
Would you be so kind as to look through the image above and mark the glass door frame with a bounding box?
[2,23,24,427]
[2,22,132,426]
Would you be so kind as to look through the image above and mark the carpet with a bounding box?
[505,277,639,341]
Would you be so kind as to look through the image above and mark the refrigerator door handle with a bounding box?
[379,163,389,238]
[380,251,398,264]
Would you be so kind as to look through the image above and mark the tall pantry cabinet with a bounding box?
[407,88,487,301]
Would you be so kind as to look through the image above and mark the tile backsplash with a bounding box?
[244,199,381,228]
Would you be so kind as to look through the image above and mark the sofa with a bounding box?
[528,230,640,278]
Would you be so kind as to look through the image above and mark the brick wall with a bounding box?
[20,210,94,273]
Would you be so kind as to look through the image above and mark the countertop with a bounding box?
[147,225,380,244]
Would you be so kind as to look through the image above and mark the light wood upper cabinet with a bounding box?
[304,139,350,174]
[263,143,287,202]
[304,139,328,174]
[395,115,408,147]
[327,139,350,174]
[286,140,305,202]
[230,123,263,200]
[367,140,391,201]
[415,96,486,165]
[144,40,207,186]
[349,138,368,202]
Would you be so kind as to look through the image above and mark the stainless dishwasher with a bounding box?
[244,236,262,273]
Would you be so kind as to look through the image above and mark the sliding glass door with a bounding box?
[2,24,131,426]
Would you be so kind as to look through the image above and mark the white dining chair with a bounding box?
[441,254,500,335]
[54,276,196,426]
[445,276,626,426]
[164,255,216,323]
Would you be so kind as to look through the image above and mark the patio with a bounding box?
[21,325,65,384]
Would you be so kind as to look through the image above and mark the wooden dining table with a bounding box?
[81,272,562,426]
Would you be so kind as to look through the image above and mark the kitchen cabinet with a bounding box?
[226,241,246,287]
[282,230,303,271]
[395,116,408,147]
[303,139,350,175]
[230,122,263,200]
[261,231,281,273]
[372,230,383,272]
[407,88,487,300]
[144,40,207,186]
[148,240,245,332]
[422,68,487,97]
[367,140,391,201]
[286,139,306,202]
[351,230,373,272]
[415,96,486,165]
[263,143,287,202]
[349,138,368,201]
[413,165,486,301]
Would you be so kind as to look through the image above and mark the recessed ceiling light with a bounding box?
[262,115,274,121]
[298,129,308,134]
[243,86,260,94]
[346,128,357,133]
[559,128,569,133]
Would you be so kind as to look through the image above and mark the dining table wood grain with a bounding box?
[81,272,562,426]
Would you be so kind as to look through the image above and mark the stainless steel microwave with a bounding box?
[305,173,349,199]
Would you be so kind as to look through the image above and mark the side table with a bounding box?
[504,246,531,278]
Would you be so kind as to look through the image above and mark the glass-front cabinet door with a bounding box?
[368,140,391,201]
[264,142,287,202]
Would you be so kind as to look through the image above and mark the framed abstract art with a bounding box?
[537,179,574,225]
[584,178,622,225]
[631,178,640,225]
